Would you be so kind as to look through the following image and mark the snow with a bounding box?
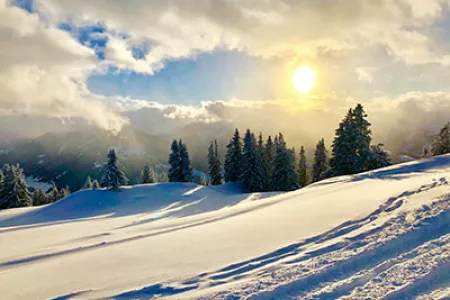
[1,155,450,299]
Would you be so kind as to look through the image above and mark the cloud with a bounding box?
[0,1,128,132]
[34,0,450,74]
[356,67,377,83]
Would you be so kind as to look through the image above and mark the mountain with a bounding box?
[1,155,450,299]
[0,126,172,190]
[0,122,236,191]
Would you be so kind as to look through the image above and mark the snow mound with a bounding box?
[1,155,450,299]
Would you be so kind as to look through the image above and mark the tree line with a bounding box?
[0,164,70,209]
[3,103,450,210]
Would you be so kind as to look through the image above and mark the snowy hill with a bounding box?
[2,155,450,299]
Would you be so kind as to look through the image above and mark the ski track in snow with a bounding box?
[1,156,450,299]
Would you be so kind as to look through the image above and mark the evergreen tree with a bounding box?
[61,186,71,198]
[224,129,243,183]
[298,146,308,187]
[179,140,193,182]
[83,176,93,189]
[48,183,62,203]
[168,140,181,182]
[312,139,329,182]
[352,104,372,171]
[421,146,431,158]
[208,140,223,185]
[239,130,265,192]
[158,171,169,183]
[264,135,275,190]
[330,109,358,175]
[330,104,373,175]
[141,163,155,184]
[368,143,391,170]
[0,164,31,209]
[257,133,270,191]
[92,180,100,190]
[431,122,450,156]
[271,133,299,191]
[100,148,128,191]
[32,188,48,206]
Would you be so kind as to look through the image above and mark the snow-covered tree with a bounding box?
[312,139,329,182]
[100,148,128,191]
[432,122,450,156]
[224,129,242,183]
[83,176,93,189]
[32,188,48,206]
[271,133,299,191]
[368,144,391,170]
[208,140,223,185]
[0,164,31,209]
[48,183,62,202]
[92,180,100,190]
[168,140,181,182]
[141,163,155,184]
[298,146,308,187]
[239,130,265,192]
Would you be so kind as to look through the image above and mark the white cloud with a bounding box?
[356,67,377,83]
[0,1,128,132]
[34,0,450,74]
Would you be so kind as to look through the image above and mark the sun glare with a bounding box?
[292,66,316,94]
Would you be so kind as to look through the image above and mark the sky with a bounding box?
[2,0,450,143]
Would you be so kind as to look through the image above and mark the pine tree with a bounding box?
[330,104,373,176]
[257,133,270,191]
[352,104,372,171]
[92,180,100,190]
[158,171,169,183]
[141,163,155,184]
[224,129,243,183]
[264,135,275,190]
[421,146,431,158]
[330,109,357,175]
[208,140,223,185]
[61,186,71,198]
[48,183,61,203]
[32,188,48,206]
[100,148,128,191]
[83,176,93,189]
[368,144,391,170]
[312,139,329,182]
[271,133,299,191]
[0,164,31,209]
[298,146,308,187]
[179,140,193,182]
[431,122,450,156]
[168,140,181,182]
[239,130,265,192]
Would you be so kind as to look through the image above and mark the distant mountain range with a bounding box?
[0,122,236,191]
[0,109,439,191]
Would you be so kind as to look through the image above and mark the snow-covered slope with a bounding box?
[1,155,450,299]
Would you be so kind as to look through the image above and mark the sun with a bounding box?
[292,66,316,94]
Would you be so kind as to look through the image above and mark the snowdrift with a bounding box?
[1,155,450,299]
